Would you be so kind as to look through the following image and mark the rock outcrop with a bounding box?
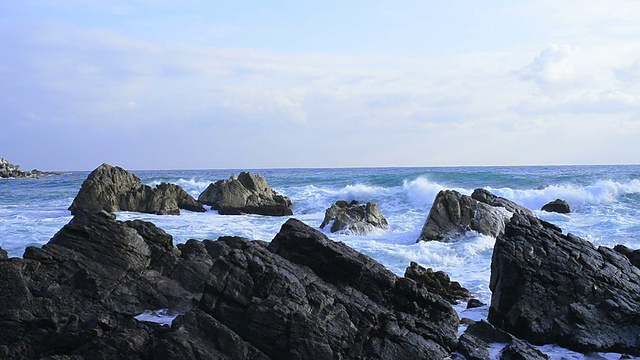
[541,198,571,213]
[0,213,461,359]
[69,163,205,215]
[417,190,512,242]
[489,213,640,355]
[197,172,292,216]
[319,200,388,234]
[0,245,7,259]
[0,157,35,178]
[404,261,470,304]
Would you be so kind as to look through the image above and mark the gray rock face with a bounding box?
[69,163,205,215]
[489,213,640,355]
[197,172,292,216]
[320,200,388,234]
[472,188,535,217]
[0,246,7,259]
[541,198,571,213]
[417,190,512,242]
[0,212,462,359]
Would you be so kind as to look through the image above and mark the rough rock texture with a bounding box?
[614,244,640,268]
[0,157,35,178]
[69,163,205,215]
[319,200,388,234]
[418,190,512,242]
[457,320,548,360]
[404,261,470,304]
[197,172,292,216]
[489,213,640,355]
[471,189,535,217]
[540,199,571,213]
[0,213,461,359]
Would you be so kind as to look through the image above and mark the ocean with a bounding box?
[2,165,640,358]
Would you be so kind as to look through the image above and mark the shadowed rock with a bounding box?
[489,213,640,355]
[457,320,548,360]
[320,200,388,234]
[69,163,205,215]
[471,189,535,217]
[404,261,470,304]
[417,190,512,242]
[0,246,7,259]
[541,199,571,213]
[197,172,292,216]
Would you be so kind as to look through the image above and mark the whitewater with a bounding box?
[1,165,640,358]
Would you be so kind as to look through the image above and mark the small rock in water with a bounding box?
[320,200,388,234]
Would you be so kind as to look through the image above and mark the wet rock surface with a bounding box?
[197,172,293,216]
[540,198,571,213]
[418,190,512,242]
[489,213,640,355]
[457,320,548,360]
[471,189,535,217]
[404,261,470,304]
[69,163,205,215]
[0,213,460,359]
[320,200,388,234]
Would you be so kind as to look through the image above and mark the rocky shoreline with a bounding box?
[1,164,638,358]
[0,157,59,179]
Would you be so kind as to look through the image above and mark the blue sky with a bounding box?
[1,1,640,170]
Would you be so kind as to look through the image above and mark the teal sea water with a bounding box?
[2,165,640,358]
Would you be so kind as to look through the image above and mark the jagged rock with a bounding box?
[457,320,548,360]
[417,190,512,242]
[319,200,388,234]
[404,261,470,304]
[69,163,205,215]
[0,157,36,178]
[197,172,292,216]
[0,246,7,259]
[614,244,640,268]
[0,212,462,358]
[472,189,535,217]
[541,199,571,213]
[489,213,640,355]
[466,298,485,309]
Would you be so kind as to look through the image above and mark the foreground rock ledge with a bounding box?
[489,213,640,355]
[69,163,205,215]
[0,213,460,359]
[197,172,293,216]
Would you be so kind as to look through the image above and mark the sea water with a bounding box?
[2,165,640,359]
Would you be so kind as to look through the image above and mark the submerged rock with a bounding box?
[404,261,470,304]
[457,320,548,360]
[197,172,292,216]
[489,213,640,355]
[69,163,205,215]
[417,190,512,242]
[541,198,571,213]
[320,200,388,234]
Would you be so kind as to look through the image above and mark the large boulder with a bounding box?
[489,213,640,355]
[197,172,292,216]
[541,199,571,213]
[319,200,388,234]
[69,163,205,215]
[471,188,535,217]
[417,190,512,242]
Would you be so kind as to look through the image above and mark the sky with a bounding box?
[1,1,640,171]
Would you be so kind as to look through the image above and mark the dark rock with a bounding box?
[489,213,640,355]
[467,298,485,309]
[0,246,7,259]
[320,200,388,234]
[457,320,548,360]
[198,172,292,216]
[614,244,640,268]
[540,198,571,213]
[418,190,512,242]
[472,189,535,217]
[199,218,460,359]
[69,163,205,215]
[404,261,470,304]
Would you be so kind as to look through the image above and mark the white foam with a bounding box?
[402,177,469,206]
[134,309,180,326]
